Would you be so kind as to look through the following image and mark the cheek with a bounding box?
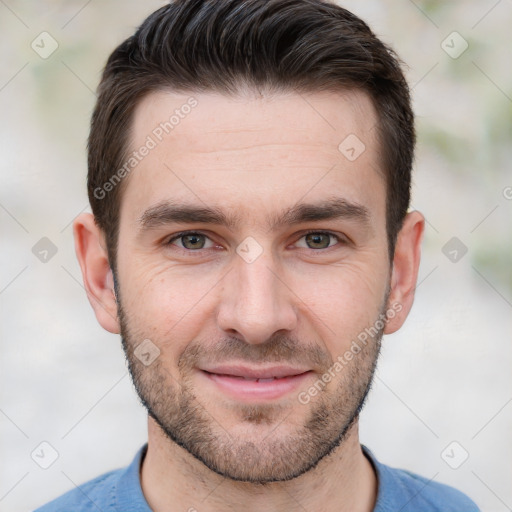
[118,258,220,347]
[291,259,388,346]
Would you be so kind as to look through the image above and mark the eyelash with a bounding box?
[165,230,345,253]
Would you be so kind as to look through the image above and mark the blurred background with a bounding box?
[0,1,511,511]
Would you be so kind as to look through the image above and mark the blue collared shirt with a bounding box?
[34,444,480,511]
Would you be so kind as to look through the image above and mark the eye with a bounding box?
[166,230,344,253]
[167,232,215,250]
[296,231,341,250]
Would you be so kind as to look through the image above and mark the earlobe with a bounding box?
[384,211,425,335]
[73,213,120,334]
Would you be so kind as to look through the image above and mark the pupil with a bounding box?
[307,233,329,249]
[184,234,204,249]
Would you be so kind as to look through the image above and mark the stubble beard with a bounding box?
[117,289,386,484]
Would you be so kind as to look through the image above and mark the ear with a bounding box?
[384,211,425,335]
[73,213,120,334]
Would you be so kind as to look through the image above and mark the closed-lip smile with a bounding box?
[198,364,314,401]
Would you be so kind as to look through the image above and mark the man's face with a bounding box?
[115,89,391,482]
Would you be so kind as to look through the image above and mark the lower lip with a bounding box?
[200,370,313,401]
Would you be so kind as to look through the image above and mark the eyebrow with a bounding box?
[137,197,371,234]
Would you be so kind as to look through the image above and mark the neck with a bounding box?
[140,417,377,512]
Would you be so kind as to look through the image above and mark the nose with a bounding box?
[216,248,298,344]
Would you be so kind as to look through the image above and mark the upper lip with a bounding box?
[200,365,312,379]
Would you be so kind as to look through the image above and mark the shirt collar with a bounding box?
[118,443,386,511]
[115,443,152,511]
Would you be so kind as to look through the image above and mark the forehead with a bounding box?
[120,89,384,229]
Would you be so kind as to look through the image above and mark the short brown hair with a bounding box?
[88,0,415,268]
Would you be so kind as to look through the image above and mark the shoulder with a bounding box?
[381,465,480,511]
[33,444,149,512]
[33,468,120,512]
[362,446,480,512]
